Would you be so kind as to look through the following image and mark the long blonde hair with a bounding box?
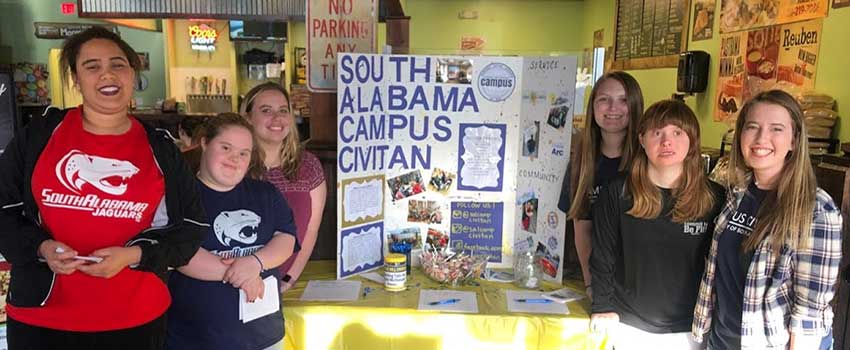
[567,71,644,220]
[627,100,715,222]
[729,90,815,251]
[240,82,303,180]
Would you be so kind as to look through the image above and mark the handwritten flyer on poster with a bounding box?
[339,222,384,278]
[715,32,746,122]
[450,202,504,263]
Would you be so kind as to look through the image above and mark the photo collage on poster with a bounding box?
[336,53,576,282]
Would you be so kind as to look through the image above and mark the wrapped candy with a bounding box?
[420,248,488,286]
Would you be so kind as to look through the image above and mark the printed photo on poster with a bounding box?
[294,47,307,85]
[547,95,571,129]
[388,227,422,250]
[457,124,506,192]
[535,242,561,278]
[715,33,746,122]
[426,227,449,251]
[744,26,781,98]
[522,121,540,158]
[520,198,538,234]
[693,0,716,41]
[436,58,474,84]
[720,0,779,33]
[427,168,456,194]
[408,199,443,224]
[387,170,426,201]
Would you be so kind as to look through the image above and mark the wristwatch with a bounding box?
[282,274,293,283]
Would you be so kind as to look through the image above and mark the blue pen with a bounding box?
[428,298,460,306]
[515,298,553,304]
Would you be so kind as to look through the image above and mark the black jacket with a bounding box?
[0,107,207,307]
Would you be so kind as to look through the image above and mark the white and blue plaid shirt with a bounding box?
[692,184,843,349]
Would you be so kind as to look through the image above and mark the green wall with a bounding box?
[406,0,585,55]
[0,0,166,107]
[581,0,850,148]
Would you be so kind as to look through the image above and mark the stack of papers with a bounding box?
[238,276,281,323]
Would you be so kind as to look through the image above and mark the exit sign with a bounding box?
[61,2,76,15]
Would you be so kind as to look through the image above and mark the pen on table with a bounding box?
[515,298,553,304]
[428,298,460,306]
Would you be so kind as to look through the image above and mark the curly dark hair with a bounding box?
[60,26,141,79]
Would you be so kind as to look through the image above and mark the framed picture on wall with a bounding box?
[294,47,307,85]
[835,0,850,8]
[137,52,150,71]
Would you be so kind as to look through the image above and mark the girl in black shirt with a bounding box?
[590,100,723,350]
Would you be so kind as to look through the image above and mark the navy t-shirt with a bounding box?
[167,178,299,350]
[709,182,767,350]
[558,154,621,219]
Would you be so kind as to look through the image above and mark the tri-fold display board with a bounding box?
[336,53,576,283]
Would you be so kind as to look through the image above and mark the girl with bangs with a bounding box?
[558,71,644,299]
[692,90,842,350]
[590,100,724,349]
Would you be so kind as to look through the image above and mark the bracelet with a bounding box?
[250,253,265,272]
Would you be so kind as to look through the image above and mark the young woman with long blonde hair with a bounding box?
[558,71,643,298]
[241,83,327,291]
[590,100,723,349]
[692,90,842,350]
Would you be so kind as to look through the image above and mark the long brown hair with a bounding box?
[240,82,303,180]
[567,71,644,220]
[197,112,264,179]
[627,100,715,222]
[729,90,815,251]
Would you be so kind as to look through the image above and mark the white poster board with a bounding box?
[336,54,576,283]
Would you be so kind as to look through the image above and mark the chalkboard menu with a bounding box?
[0,65,17,153]
[614,0,690,69]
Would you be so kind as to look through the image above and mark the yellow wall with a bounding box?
[582,0,850,147]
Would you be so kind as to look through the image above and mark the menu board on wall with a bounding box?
[614,0,690,69]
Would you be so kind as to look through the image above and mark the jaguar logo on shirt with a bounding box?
[40,150,149,222]
[213,210,261,246]
[56,150,139,195]
[684,222,709,235]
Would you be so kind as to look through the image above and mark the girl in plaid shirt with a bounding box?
[692,90,842,349]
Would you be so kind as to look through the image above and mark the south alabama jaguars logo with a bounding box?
[214,210,261,246]
[56,150,140,195]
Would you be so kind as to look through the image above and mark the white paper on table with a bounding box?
[343,178,383,222]
[341,225,383,273]
[300,280,362,301]
[542,287,585,303]
[417,289,478,313]
[506,290,569,315]
[459,125,504,189]
[238,276,280,323]
[359,271,385,284]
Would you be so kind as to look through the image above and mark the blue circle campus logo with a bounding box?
[477,63,516,102]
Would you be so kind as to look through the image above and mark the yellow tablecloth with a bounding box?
[282,261,607,350]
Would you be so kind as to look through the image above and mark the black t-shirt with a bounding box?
[558,154,622,219]
[709,182,767,350]
[590,176,725,333]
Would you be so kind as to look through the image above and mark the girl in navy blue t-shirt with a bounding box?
[167,113,299,350]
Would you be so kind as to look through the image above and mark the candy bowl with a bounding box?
[419,249,489,286]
